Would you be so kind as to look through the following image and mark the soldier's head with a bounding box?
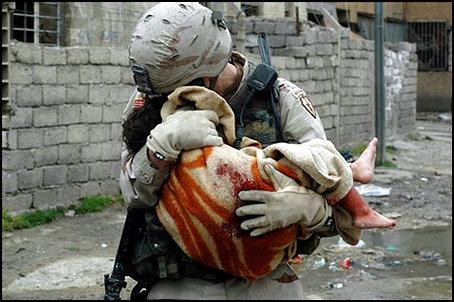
[128,2,233,96]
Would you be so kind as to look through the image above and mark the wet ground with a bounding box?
[2,118,452,300]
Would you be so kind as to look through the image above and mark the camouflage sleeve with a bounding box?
[277,78,327,143]
[119,89,171,209]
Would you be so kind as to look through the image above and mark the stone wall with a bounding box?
[2,21,418,213]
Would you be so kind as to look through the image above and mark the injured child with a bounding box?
[143,86,396,280]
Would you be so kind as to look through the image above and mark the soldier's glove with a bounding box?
[235,164,333,237]
[146,109,223,162]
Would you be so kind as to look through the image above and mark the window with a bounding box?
[12,2,62,46]
[241,3,259,17]
[407,21,450,71]
[307,10,325,26]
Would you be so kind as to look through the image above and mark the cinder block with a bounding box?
[58,143,82,164]
[42,85,66,105]
[275,21,296,35]
[17,128,43,149]
[43,165,67,186]
[80,65,102,84]
[16,43,43,64]
[44,126,67,146]
[2,194,33,213]
[33,189,58,209]
[67,47,89,64]
[17,168,43,190]
[109,85,134,104]
[89,161,112,180]
[90,48,111,64]
[58,104,81,125]
[66,85,88,104]
[102,104,124,123]
[16,85,43,107]
[57,66,80,84]
[81,143,103,163]
[33,65,57,84]
[101,66,122,84]
[88,124,110,142]
[57,184,81,208]
[254,21,275,34]
[30,146,58,167]
[2,150,34,170]
[10,64,33,84]
[80,181,101,197]
[2,170,17,193]
[43,47,67,65]
[101,141,122,161]
[67,124,90,143]
[89,85,107,104]
[33,106,58,127]
[110,48,129,66]
[100,180,120,196]
[121,67,135,85]
[110,123,122,141]
[67,164,90,183]
[81,105,103,123]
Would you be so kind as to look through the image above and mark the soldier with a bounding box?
[119,2,366,300]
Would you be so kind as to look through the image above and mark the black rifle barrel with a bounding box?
[257,32,272,66]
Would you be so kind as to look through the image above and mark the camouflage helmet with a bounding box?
[128,2,232,94]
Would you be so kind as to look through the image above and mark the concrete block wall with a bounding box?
[2,42,134,213]
[384,42,418,137]
[2,23,418,213]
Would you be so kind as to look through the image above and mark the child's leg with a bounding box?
[350,137,378,184]
[336,187,396,229]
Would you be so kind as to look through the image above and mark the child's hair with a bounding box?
[122,94,166,155]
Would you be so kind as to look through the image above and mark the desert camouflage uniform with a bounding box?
[119,52,327,300]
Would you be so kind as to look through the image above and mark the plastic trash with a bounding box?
[337,237,366,249]
[330,282,343,289]
[420,177,428,182]
[355,184,391,197]
[313,258,326,269]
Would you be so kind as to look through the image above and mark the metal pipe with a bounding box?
[374,2,385,165]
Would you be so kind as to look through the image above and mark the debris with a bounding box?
[338,257,352,269]
[355,184,391,197]
[15,247,26,254]
[383,212,402,219]
[64,210,76,217]
[420,177,428,182]
[290,254,303,265]
[313,257,326,269]
[438,113,451,122]
[367,262,386,270]
[101,243,108,248]
[328,261,342,271]
[329,282,344,289]
[337,237,366,249]
[386,245,397,252]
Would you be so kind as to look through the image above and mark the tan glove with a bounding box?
[235,164,332,237]
[146,109,223,162]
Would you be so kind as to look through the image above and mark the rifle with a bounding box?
[104,209,147,300]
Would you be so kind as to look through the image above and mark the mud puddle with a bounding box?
[295,223,452,299]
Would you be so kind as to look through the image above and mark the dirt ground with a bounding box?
[2,118,452,300]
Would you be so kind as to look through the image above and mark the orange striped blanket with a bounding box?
[156,86,353,281]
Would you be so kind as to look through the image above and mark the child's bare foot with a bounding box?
[351,137,378,184]
[353,209,397,229]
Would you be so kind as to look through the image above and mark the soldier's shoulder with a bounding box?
[277,78,308,99]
